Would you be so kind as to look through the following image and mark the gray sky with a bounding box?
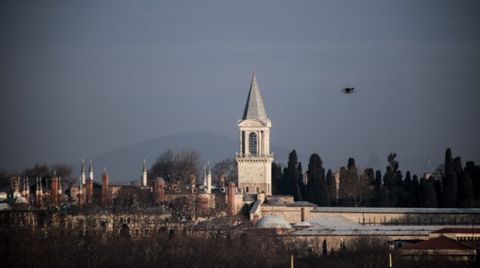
[1,0,479,175]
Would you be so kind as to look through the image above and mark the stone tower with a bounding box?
[236,71,273,195]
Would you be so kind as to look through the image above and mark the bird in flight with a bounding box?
[341,87,356,94]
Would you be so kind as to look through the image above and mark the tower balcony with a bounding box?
[236,153,274,159]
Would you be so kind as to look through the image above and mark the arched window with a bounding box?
[242,131,246,155]
[249,132,257,155]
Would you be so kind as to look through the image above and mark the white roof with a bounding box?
[291,215,474,236]
[256,215,292,229]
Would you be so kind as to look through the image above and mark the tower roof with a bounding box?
[242,71,268,123]
[89,159,93,173]
[81,159,85,174]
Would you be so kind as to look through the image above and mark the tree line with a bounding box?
[272,148,480,208]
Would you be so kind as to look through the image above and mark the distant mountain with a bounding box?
[67,132,440,183]
[74,132,291,182]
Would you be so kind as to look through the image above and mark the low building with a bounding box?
[399,235,476,262]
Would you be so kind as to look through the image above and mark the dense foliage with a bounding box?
[273,148,480,208]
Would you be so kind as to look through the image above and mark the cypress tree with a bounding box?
[307,154,328,206]
[419,177,437,207]
[465,161,480,203]
[455,157,473,207]
[338,158,364,206]
[271,162,284,195]
[348,158,359,206]
[383,153,402,206]
[372,170,383,206]
[374,170,382,190]
[433,179,444,207]
[326,169,336,206]
[338,166,348,206]
[287,150,303,201]
[410,175,420,207]
[442,148,457,207]
[399,171,412,207]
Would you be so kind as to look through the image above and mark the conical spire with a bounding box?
[207,161,212,176]
[89,159,93,173]
[242,70,268,123]
[80,159,86,185]
[81,159,85,174]
[88,159,94,181]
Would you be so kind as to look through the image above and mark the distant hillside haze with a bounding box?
[67,132,438,183]
[75,132,291,182]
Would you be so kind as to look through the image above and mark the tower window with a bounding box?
[242,131,246,155]
[246,186,249,193]
[249,132,257,155]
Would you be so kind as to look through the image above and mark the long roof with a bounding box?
[312,207,480,214]
[403,236,472,250]
[242,71,268,123]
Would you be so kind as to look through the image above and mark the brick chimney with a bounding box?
[227,182,237,217]
[101,168,109,207]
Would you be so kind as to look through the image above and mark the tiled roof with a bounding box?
[403,236,471,250]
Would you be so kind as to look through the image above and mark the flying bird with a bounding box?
[341,87,356,94]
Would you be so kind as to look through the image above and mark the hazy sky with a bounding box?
[1,0,479,174]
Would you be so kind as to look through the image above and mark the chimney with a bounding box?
[227,182,237,217]
[101,168,109,207]
[51,172,59,207]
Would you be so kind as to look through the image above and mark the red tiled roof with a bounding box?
[404,236,472,250]
[431,228,480,234]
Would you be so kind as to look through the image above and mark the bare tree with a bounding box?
[149,149,201,184]
[212,158,238,186]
